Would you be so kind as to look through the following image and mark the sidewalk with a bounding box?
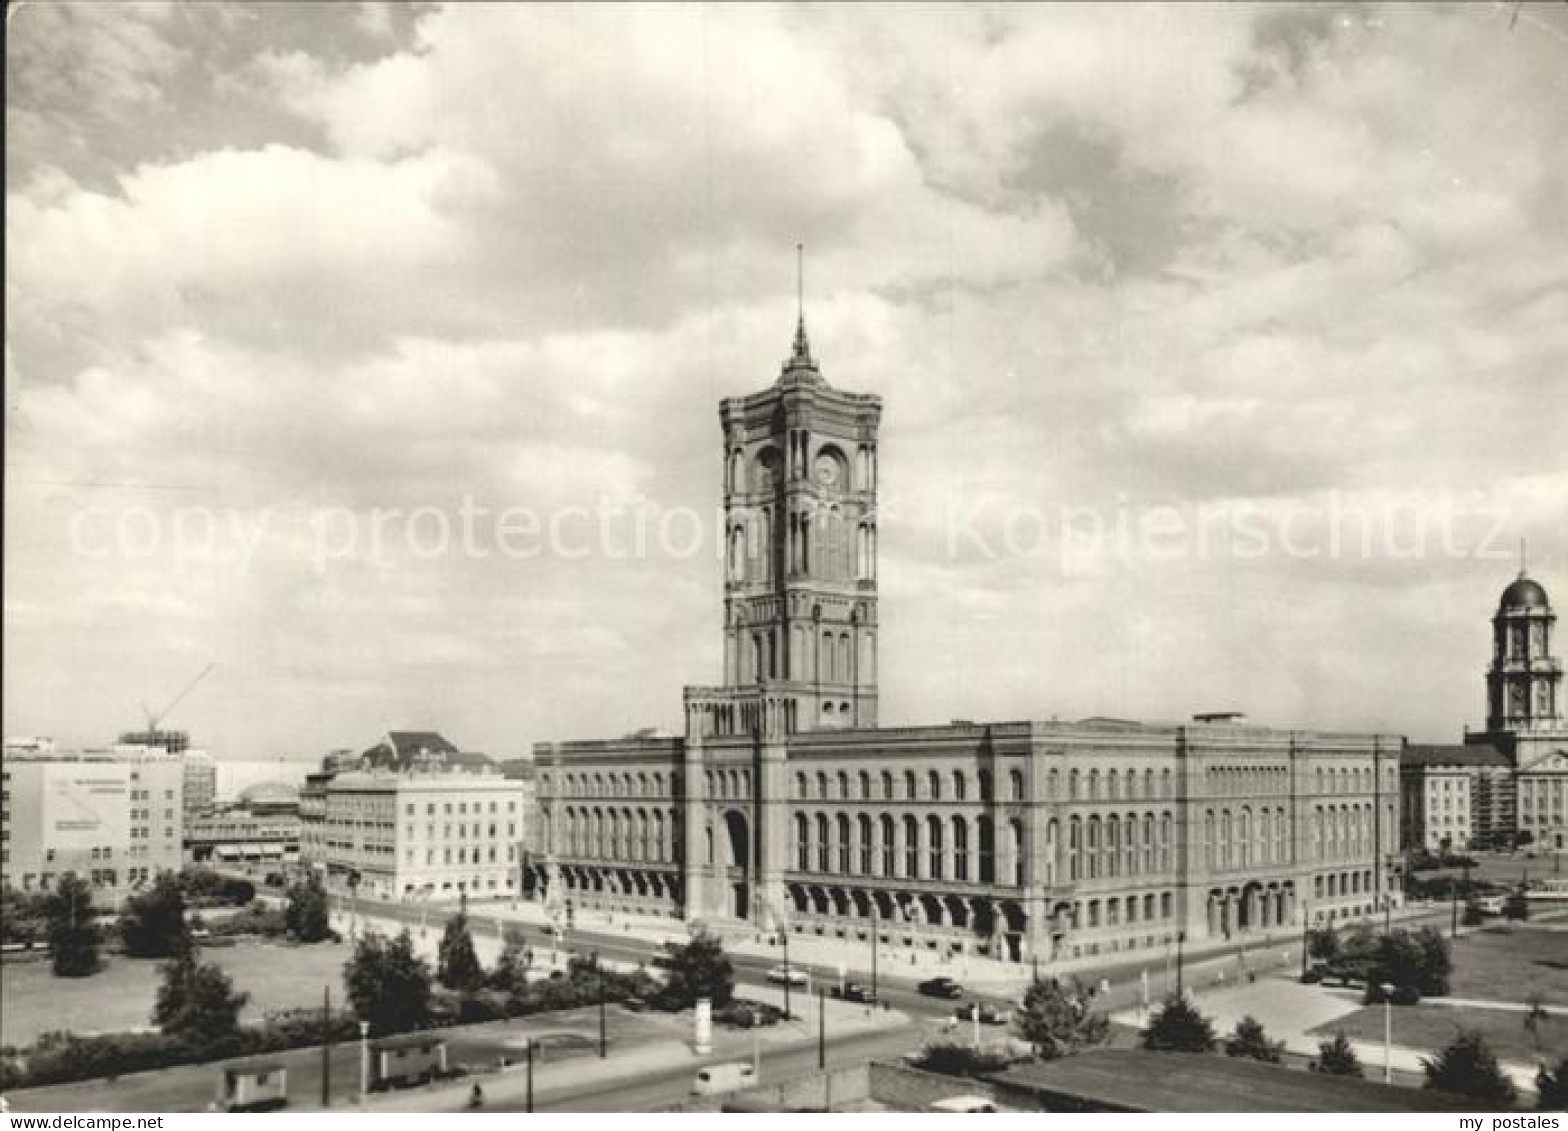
[311,980,910,1113]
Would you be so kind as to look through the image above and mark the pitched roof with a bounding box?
[991,1051,1492,1113]
[360,732,494,772]
[1402,743,1510,769]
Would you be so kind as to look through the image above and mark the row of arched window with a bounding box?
[1310,802,1391,860]
[548,807,678,864]
[545,771,677,799]
[1062,812,1175,882]
[792,811,1021,886]
[1313,764,1394,796]
[1201,806,1289,871]
[1206,765,1290,797]
[794,767,1003,803]
[790,765,1181,804]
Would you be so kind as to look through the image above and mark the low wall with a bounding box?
[867,1062,1000,1111]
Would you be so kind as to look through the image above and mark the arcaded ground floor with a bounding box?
[527,858,1391,965]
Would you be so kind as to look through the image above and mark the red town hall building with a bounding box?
[526,317,1402,968]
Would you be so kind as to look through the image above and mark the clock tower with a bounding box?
[713,313,882,731]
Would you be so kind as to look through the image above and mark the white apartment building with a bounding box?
[311,768,528,902]
[1,748,184,902]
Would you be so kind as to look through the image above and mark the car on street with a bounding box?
[692,1062,759,1096]
[917,976,964,999]
[830,981,877,1003]
[954,1002,1009,1025]
[766,964,810,987]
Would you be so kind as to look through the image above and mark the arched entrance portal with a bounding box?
[723,809,751,920]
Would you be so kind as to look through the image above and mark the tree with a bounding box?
[44,873,101,977]
[2,884,49,947]
[344,928,432,1033]
[118,872,188,958]
[1306,927,1341,964]
[489,936,530,996]
[1141,996,1217,1053]
[1536,1058,1568,1113]
[1372,929,1426,994]
[283,872,332,943]
[659,927,734,1009]
[1014,976,1109,1059]
[1224,1015,1284,1063]
[152,938,249,1048]
[437,907,483,993]
[1312,1033,1364,1077]
[1422,1030,1518,1105]
[1412,927,1452,996]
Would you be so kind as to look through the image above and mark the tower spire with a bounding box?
[783,241,816,375]
[1521,537,1528,578]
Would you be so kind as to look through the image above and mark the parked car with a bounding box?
[766,965,809,987]
[830,981,877,1004]
[1474,893,1507,916]
[692,1061,758,1096]
[918,976,964,999]
[955,1002,1009,1025]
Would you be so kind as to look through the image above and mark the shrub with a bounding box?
[1142,996,1217,1054]
[1311,1033,1364,1077]
[909,1040,1014,1079]
[1422,1030,1518,1105]
[1536,1057,1567,1112]
[1224,1016,1284,1063]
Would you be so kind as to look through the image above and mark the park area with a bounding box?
[1308,917,1568,1066]
[0,938,350,1048]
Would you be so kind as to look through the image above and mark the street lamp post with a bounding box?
[870,905,878,1002]
[1300,904,1311,980]
[524,1039,535,1113]
[358,1021,370,1101]
[597,952,607,1058]
[1380,983,1395,1084]
[321,986,333,1107]
[782,928,793,1021]
[1175,932,1186,999]
[817,984,826,1070]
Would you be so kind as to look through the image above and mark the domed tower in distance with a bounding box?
[1486,571,1561,732]
[1469,567,1568,852]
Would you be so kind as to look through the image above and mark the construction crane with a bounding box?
[127,663,216,750]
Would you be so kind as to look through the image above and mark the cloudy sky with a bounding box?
[6,1,1567,762]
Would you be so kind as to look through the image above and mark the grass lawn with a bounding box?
[1418,851,1566,890]
[1311,1002,1566,1066]
[1446,920,1568,1003]
[0,939,351,1048]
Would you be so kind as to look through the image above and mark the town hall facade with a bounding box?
[526,317,1402,968]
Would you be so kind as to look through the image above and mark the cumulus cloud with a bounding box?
[5,3,1567,758]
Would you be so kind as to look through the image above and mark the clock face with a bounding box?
[814,453,840,487]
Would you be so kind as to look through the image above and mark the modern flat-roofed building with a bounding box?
[185,782,301,866]
[1,747,184,902]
